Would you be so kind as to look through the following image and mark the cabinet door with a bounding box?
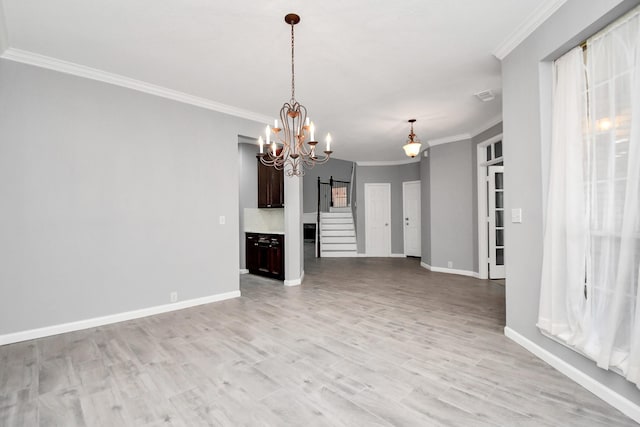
[246,234,259,272]
[257,159,284,208]
[271,166,284,207]
[257,160,270,208]
[268,236,284,279]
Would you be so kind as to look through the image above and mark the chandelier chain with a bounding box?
[290,20,295,103]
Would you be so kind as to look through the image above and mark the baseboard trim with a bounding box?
[391,253,406,258]
[421,262,479,278]
[504,327,640,424]
[0,290,241,346]
[239,269,249,274]
[284,270,304,287]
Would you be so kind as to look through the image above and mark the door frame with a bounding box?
[402,180,421,257]
[477,134,503,280]
[364,183,391,257]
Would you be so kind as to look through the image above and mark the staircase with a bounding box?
[320,207,358,257]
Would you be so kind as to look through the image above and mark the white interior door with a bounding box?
[403,181,421,257]
[365,183,391,256]
[488,166,505,279]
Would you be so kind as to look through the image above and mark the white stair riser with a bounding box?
[321,230,355,237]
[321,218,353,224]
[322,224,354,231]
[321,243,358,251]
[322,236,357,244]
[321,212,352,218]
[329,207,352,213]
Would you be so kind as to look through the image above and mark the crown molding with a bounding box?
[356,158,420,166]
[471,114,503,138]
[0,48,274,124]
[492,0,567,60]
[0,1,8,55]
[427,133,472,147]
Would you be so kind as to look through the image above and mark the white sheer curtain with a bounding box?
[539,7,640,386]
[538,46,588,344]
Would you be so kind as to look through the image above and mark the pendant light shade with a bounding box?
[402,119,422,158]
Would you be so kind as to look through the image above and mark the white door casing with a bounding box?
[477,134,503,280]
[365,183,391,256]
[488,166,505,279]
[403,181,421,257]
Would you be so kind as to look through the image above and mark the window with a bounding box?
[331,186,348,208]
[538,6,640,386]
[485,140,503,164]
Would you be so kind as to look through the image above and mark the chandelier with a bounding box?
[402,119,422,158]
[257,13,332,177]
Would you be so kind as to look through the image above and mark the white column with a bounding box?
[284,173,304,286]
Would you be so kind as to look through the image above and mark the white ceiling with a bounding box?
[0,0,562,162]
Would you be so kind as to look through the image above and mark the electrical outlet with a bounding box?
[170,292,178,303]
[219,215,226,225]
[447,261,453,268]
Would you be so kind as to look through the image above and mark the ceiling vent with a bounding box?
[475,90,495,102]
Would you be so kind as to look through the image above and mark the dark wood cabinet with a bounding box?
[246,233,284,280]
[257,160,284,208]
[246,234,260,273]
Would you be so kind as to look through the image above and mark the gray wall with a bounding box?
[420,153,431,266]
[0,59,264,335]
[428,139,475,272]
[0,2,7,55]
[502,0,640,403]
[238,141,258,270]
[355,163,420,254]
[471,122,503,273]
[302,158,354,213]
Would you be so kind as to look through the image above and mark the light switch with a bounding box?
[219,215,226,225]
[511,208,522,223]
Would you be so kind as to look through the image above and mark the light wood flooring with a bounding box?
[1,254,637,426]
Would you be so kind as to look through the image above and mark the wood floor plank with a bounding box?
[0,253,637,425]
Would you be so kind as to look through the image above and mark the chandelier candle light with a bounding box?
[258,13,332,177]
[402,119,422,158]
